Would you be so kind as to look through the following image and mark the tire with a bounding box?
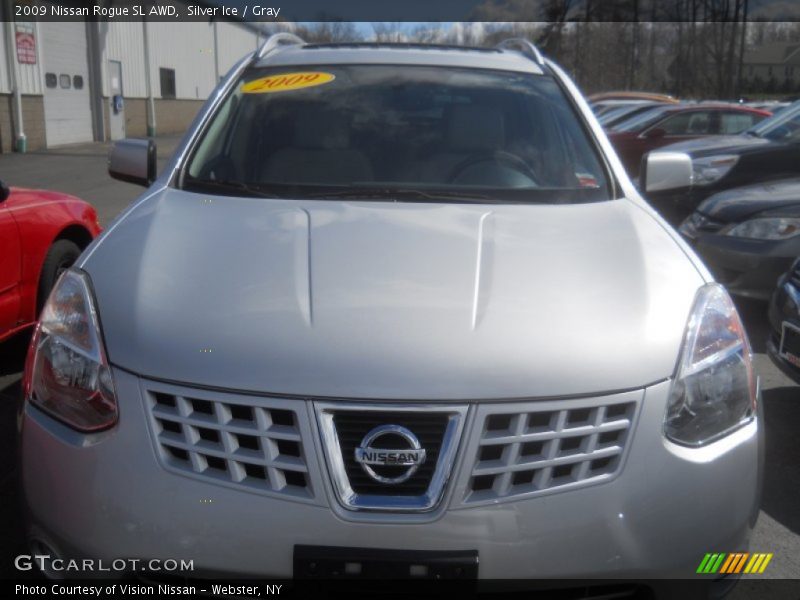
[37,239,82,314]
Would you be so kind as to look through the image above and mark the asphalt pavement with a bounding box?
[0,139,797,588]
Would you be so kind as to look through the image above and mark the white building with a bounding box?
[0,17,264,152]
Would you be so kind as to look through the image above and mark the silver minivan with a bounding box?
[20,35,761,589]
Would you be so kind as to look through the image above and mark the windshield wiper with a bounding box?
[182,178,283,198]
[305,187,492,202]
[745,130,761,137]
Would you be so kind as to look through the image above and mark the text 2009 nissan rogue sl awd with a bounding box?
[20,35,761,590]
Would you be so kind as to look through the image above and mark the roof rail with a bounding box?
[496,38,545,67]
[256,32,306,60]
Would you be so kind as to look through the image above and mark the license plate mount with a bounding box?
[293,545,478,579]
[779,321,800,368]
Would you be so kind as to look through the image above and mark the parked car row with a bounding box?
[611,94,800,384]
[590,96,772,179]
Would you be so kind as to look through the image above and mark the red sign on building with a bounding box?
[15,23,37,65]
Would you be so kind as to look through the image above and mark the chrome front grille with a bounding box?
[143,383,315,502]
[455,392,641,506]
[315,403,468,512]
[332,411,450,496]
[142,378,642,512]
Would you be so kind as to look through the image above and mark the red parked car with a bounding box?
[607,104,771,178]
[0,180,100,343]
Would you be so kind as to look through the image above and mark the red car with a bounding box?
[0,181,101,343]
[607,104,771,178]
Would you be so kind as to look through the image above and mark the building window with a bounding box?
[59,74,71,89]
[45,73,57,88]
[73,75,84,90]
[160,68,176,99]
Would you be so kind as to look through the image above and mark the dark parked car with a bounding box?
[644,100,800,225]
[608,104,770,178]
[767,258,800,383]
[679,178,800,300]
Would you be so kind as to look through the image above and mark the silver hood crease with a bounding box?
[82,188,703,400]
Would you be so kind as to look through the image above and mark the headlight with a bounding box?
[692,155,738,186]
[664,283,756,446]
[23,269,117,431]
[724,217,800,240]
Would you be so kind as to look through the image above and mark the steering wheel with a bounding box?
[447,150,538,186]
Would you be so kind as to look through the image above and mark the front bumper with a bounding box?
[686,234,798,301]
[21,369,761,580]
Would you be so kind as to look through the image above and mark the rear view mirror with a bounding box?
[642,152,693,193]
[108,139,156,187]
[0,180,9,202]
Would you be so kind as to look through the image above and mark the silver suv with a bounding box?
[21,34,761,586]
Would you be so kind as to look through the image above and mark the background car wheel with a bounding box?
[37,239,82,314]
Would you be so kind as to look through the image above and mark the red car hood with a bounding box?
[6,186,89,209]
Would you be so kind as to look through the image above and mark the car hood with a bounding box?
[697,177,800,222]
[82,188,703,400]
[658,134,770,155]
[7,186,86,209]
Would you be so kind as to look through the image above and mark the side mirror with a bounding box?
[0,180,9,202]
[642,152,693,193]
[644,127,667,139]
[108,138,156,187]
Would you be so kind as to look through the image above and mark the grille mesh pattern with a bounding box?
[146,390,311,499]
[464,399,637,504]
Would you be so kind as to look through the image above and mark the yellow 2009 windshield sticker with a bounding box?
[241,72,335,94]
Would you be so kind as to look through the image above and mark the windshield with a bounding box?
[612,104,675,132]
[747,100,800,142]
[182,64,611,203]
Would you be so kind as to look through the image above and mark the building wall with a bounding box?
[101,22,148,98]
[101,96,149,139]
[0,22,8,94]
[153,98,205,134]
[0,94,12,152]
[216,21,261,78]
[0,94,46,152]
[0,20,260,151]
[1,21,44,95]
[16,23,43,95]
[147,22,217,100]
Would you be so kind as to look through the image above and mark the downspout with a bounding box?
[142,19,156,137]
[213,20,220,84]
[4,18,26,153]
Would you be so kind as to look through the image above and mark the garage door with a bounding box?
[40,22,94,146]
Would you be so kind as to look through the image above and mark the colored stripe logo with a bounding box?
[697,553,773,574]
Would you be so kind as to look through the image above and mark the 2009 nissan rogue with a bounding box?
[20,34,762,587]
